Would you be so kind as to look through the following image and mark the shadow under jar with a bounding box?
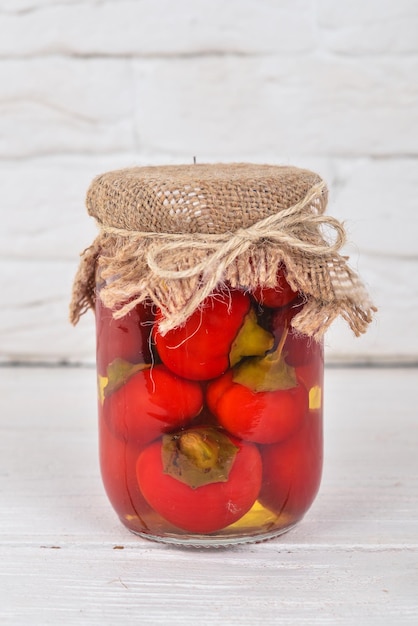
[96,280,324,547]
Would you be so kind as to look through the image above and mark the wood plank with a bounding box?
[0,367,416,624]
[0,545,416,625]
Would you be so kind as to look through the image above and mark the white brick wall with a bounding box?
[1,0,417,364]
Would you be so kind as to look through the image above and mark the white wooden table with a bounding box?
[0,366,416,625]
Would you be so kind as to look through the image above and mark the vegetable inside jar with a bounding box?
[96,279,324,546]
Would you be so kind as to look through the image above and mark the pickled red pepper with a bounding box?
[154,289,274,380]
[97,281,319,535]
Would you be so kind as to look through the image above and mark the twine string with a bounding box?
[100,181,344,283]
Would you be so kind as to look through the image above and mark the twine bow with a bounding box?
[146,181,344,282]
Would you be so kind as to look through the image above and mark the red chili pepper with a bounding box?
[136,426,262,533]
[206,329,309,444]
[259,411,323,519]
[96,298,153,376]
[99,417,153,529]
[272,306,323,367]
[252,266,298,309]
[154,289,274,381]
[102,363,203,446]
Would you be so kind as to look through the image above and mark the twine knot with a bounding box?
[138,181,345,287]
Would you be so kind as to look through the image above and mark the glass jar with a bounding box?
[96,274,323,547]
[70,164,374,546]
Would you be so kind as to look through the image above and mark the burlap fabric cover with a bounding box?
[70,163,375,338]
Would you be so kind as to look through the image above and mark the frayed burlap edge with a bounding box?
[69,236,101,325]
[69,181,376,339]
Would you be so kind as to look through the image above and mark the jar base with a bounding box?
[128,522,299,548]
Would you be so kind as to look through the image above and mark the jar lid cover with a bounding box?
[71,163,376,338]
[86,163,323,235]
